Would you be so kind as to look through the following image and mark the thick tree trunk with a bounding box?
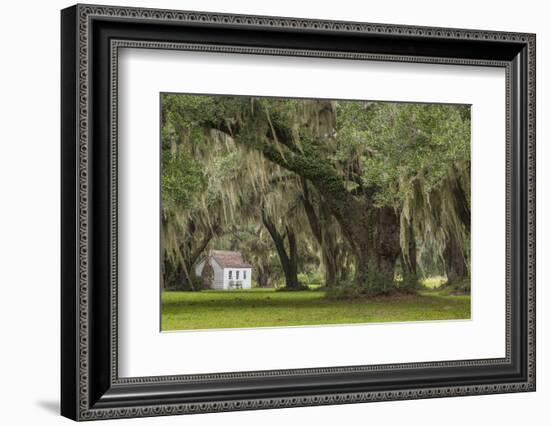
[395,214,417,292]
[374,207,401,282]
[313,195,373,289]
[401,217,417,276]
[353,247,370,288]
[443,176,470,288]
[444,233,468,284]
[301,179,342,287]
[316,196,401,293]
[331,203,400,291]
[262,211,299,289]
[453,177,471,228]
[322,249,338,287]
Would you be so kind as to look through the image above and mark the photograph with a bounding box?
[58,3,536,420]
[160,94,472,331]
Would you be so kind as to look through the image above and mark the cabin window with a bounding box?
[243,271,247,279]
[236,271,240,279]
[228,270,232,279]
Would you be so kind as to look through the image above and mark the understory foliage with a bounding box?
[161,94,471,296]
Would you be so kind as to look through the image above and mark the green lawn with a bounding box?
[161,288,470,331]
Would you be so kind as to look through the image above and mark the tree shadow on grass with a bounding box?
[161,292,467,310]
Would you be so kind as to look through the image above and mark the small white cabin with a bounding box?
[195,250,252,290]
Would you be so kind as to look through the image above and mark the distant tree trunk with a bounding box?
[256,267,270,287]
[162,257,177,289]
[286,226,299,288]
[201,260,214,289]
[174,263,194,291]
[262,210,299,289]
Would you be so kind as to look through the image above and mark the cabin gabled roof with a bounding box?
[210,250,252,268]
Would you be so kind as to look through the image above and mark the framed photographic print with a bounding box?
[61,4,536,421]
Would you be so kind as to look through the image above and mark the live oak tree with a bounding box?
[161,94,471,294]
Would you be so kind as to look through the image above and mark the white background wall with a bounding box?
[0,0,547,424]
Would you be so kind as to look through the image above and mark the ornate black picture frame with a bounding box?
[61,4,536,421]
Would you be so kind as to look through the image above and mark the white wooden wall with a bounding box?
[223,267,252,289]
[211,258,225,289]
[196,259,253,289]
